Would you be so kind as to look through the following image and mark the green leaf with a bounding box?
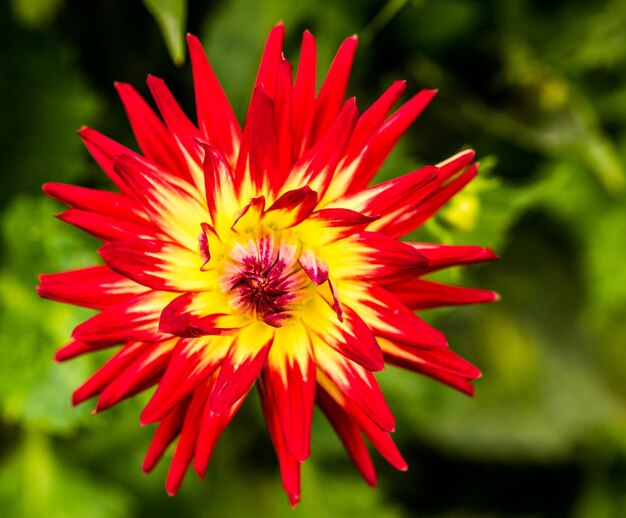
[0,431,133,518]
[0,196,99,433]
[143,0,188,66]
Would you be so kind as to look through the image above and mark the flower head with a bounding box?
[38,24,497,505]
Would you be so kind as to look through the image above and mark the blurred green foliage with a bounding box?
[1,0,625,516]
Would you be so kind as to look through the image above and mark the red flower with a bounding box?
[38,24,497,505]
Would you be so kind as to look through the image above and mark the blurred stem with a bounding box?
[22,429,52,518]
[360,0,417,45]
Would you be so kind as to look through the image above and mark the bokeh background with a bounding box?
[1,0,626,516]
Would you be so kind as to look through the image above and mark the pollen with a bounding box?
[220,235,310,327]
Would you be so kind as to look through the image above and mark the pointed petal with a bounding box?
[146,74,203,165]
[55,340,111,362]
[408,242,498,273]
[347,89,437,192]
[198,144,238,228]
[43,182,147,225]
[165,380,212,495]
[143,398,188,473]
[303,295,383,371]
[331,165,438,221]
[342,80,406,164]
[56,208,157,242]
[38,265,146,310]
[72,342,146,405]
[384,278,499,309]
[253,22,285,99]
[292,30,316,158]
[258,384,301,506]
[78,127,140,195]
[95,338,177,411]
[235,87,279,191]
[382,163,478,237]
[355,285,448,349]
[187,34,241,165]
[194,374,248,478]
[115,82,191,180]
[311,35,358,144]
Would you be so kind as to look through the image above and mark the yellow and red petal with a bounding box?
[264,321,316,461]
[314,340,395,432]
[141,335,232,424]
[72,291,177,346]
[99,239,207,292]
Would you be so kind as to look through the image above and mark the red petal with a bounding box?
[235,87,279,191]
[347,89,437,192]
[275,59,294,181]
[385,278,499,309]
[99,239,205,292]
[95,339,177,411]
[143,398,188,473]
[78,127,139,195]
[263,347,316,461]
[311,35,358,144]
[38,265,146,310]
[56,208,157,242]
[408,242,498,273]
[349,231,429,281]
[258,384,301,506]
[54,340,110,362]
[115,82,191,181]
[291,98,359,197]
[292,30,316,158]
[194,375,247,478]
[309,299,384,371]
[146,74,203,164]
[72,342,146,405]
[43,182,147,225]
[187,34,241,166]
[333,165,438,220]
[342,80,406,164]
[316,388,377,486]
[253,22,285,99]
[359,286,448,349]
[141,337,226,424]
[112,154,207,250]
[165,381,211,495]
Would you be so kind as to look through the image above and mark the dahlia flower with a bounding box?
[38,24,497,504]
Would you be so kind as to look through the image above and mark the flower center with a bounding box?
[219,235,309,327]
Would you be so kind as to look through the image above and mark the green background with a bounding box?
[1,0,626,516]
